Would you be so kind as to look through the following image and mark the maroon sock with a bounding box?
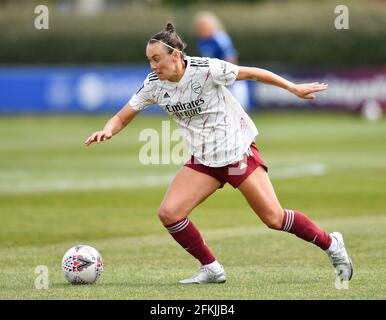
[165,218,216,265]
[281,209,332,250]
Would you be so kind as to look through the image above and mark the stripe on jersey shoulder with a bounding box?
[190,62,209,66]
[148,72,159,82]
[190,60,209,68]
[190,61,209,65]
[190,63,209,68]
[190,58,209,64]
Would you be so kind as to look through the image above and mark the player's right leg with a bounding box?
[158,166,226,284]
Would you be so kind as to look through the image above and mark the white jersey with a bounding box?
[129,56,258,167]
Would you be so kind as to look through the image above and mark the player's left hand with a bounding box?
[289,82,328,100]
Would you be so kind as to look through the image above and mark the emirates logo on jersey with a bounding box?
[165,98,205,118]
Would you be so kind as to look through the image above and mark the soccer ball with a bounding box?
[62,244,104,284]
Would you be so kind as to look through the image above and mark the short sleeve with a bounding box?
[128,76,156,111]
[209,58,239,87]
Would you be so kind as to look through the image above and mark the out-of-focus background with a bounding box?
[1,0,386,115]
[1,0,386,300]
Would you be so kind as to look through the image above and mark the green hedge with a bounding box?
[1,0,385,66]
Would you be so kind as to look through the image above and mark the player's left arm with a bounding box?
[237,66,328,100]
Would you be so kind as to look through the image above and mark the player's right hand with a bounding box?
[84,130,113,146]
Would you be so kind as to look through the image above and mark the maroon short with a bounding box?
[184,142,268,188]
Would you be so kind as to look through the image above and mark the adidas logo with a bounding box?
[163,92,170,98]
[240,162,248,170]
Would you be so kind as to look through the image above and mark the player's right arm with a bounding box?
[84,74,156,146]
[84,102,139,146]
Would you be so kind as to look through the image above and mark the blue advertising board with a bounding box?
[1,65,385,114]
[0,66,151,114]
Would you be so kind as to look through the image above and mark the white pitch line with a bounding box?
[0,164,327,194]
[269,163,327,179]
[0,174,175,194]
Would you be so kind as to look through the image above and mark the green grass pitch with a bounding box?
[0,111,385,299]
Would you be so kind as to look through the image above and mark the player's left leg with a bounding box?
[237,166,353,281]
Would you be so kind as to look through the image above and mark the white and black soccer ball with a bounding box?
[62,245,104,284]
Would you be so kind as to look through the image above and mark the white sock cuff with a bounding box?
[326,235,338,253]
[204,260,222,272]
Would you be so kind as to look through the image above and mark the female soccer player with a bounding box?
[85,23,353,284]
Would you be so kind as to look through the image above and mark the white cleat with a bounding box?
[178,265,226,284]
[326,232,353,281]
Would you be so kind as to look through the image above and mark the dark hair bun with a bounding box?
[149,22,186,53]
[165,22,175,33]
